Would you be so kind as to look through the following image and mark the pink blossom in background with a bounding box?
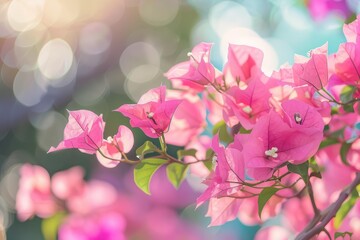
[254,226,292,240]
[165,90,206,146]
[51,166,85,200]
[184,135,211,178]
[165,42,219,91]
[224,44,264,86]
[96,125,134,168]
[59,211,126,240]
[293,43,329,91]
[116,86,182,138]
[16,164,59,221]
[308,0,352,21]
[49,110,105,154]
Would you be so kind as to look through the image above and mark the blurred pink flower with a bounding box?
[16,164,59,221]
[49,110,105,154]
[116,86,181,138]
[59,211,126,240]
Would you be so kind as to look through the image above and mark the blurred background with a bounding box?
[0,0,359,239]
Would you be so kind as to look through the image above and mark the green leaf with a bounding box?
[166,162,189,189]
[258,187,280,218]
[287,161,309,184]
[334,189,359,229]
[136,141,159,160]
[134,158,167,195]
[177,148,197,161]
[309,157,322,179]
[41,212,66,240]
[335,231,353,239]
[319,138,338,149]
[340,85,356,104]
[212,121,233,144]
[340,142,352,166]
[203,149,215,171]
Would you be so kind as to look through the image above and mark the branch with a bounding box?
[295,172,360,240]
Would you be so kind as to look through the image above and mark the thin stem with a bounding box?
[307,180,320,216]
[295,172,360,240]
[159,133,167,152]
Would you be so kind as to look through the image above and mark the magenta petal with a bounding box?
[48,110,105,154]
[113,125,134,153]
[96,142,121,168]
[293,43,328,90]
[226,44,263,82]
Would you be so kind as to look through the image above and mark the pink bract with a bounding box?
[116,86,182,138]
[48,110,105,154]
[164,42,217,91]
[293,43,328,91]
[96,125,134,168]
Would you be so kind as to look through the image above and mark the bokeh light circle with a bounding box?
[79,22,112,55]
[7,0,45,32]
[119,42,160,76]
[139,0,179,26]
[37,38,74,79]
[13,69,46,106]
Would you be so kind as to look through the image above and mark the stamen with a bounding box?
[187,52,193,57]
[242,106,252,114]
[146,111,157,125]
[106,136,113,143]
[265,147,278,158]
[294,113,302,124]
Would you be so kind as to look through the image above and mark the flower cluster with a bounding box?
[39,14,360,239]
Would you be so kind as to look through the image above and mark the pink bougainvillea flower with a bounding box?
[164,42,218,91]
[254,226,292,240]
[197,135,244,209]
[293,43,328,91]
[96,125,134,168]
[116,86,181,138]
[332,41,360,88]
[51,166,85,200]
[307,0,352,22]
[223,77,271,129]
[243,100,324,180]
[343,13,360,43]
[165,90,206,146]
[48,110,105,154]
[16,164,58,221]
[224,44,264,85]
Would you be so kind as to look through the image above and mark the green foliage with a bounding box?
[212,121,233,144]
[335,231,353,239]
[340,142,352,166]
[134,158,167,195]
[258,187,280,218]
[41,212,66,240]
[177,148,197,161]
[334,188,359,229]
[319,138,338,149]
[340,86,356,112]
[287,161,309,184]
[136,141,159,160]
[166,162,189,189]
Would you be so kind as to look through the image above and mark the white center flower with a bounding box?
[146,112,154,118]
[242,106,252,114]
[265,147,278,158]
[106,136,113,143]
